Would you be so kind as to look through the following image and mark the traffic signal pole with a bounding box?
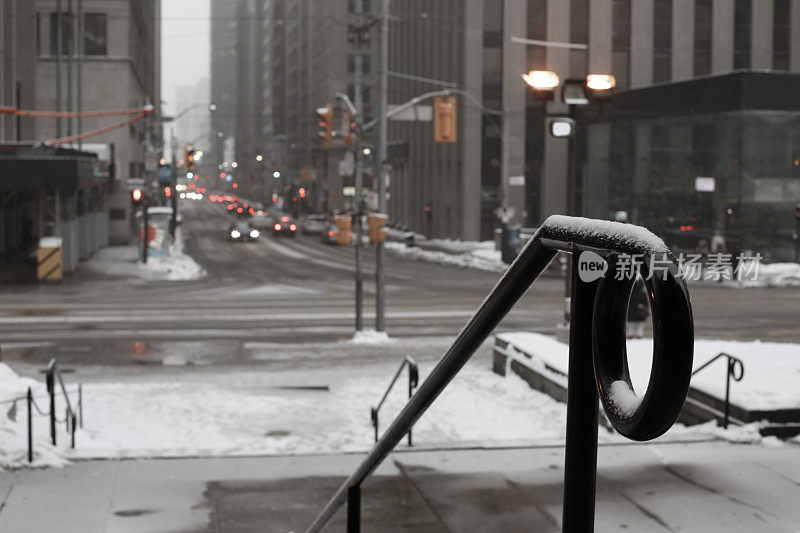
[353,0,365,332]
[375,0,389,332]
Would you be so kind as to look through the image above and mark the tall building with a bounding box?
[174,76,211,149]
[383,0,800,259]
[210,0,239,168]
[31,0,160,244]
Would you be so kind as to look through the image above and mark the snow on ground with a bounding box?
[83,227,205,282]
[498,332,800,412]
[385,241,505,273]
[349,329,395,345]
[732,262,800,288]
[0,363,70,469]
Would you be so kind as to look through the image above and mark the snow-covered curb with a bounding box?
[730,262,800,288]
[385,241,505,273]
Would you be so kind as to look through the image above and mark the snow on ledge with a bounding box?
[541,215,671,255]
[349,329,396,345]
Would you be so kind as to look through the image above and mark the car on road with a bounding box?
[228,221,260,242]
[250,213,273,230]
[301,214,329,235]
[321,223,338,245]
[272,214,298,237]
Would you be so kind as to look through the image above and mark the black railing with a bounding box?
[44,359,81,449]
[371,355,419,445]
[691,352,744,429]
[307,215,694,533]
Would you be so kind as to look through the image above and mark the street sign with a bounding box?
[695,176,715,192]
[508,175,525,187]
[157,167,172,185]
[339,151,354,176]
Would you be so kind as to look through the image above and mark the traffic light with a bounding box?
[317,103,333,148]
[164,186,172,198]
[298,187,306,199]
[368,213,388,244]
[334,214,352,245]
[434,96,457,143]
[344,112,356,148]
[131,188,143,203]
[184,145,196,172]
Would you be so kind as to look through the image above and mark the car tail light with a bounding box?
[274,223,282,231]
[237,207,243,213]
[290,224,297,231]
[227,204,234,210]
[249,208,255,215]
[281,216,289,223]
[328,231,335,237]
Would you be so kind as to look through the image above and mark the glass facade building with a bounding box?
[579,72,800,262]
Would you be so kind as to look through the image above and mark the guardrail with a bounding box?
[307,215,694,533]
[691,352,744,429]
[371,355,419,445]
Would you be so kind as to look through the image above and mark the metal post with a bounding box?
[142,199,149,264]
[561,251,599,532]
[724,358,732,429]
[71,413,76,449]
[407,369,413,447]
[375,0,390,332]
[353,0,365,332]
[78,383,83,428]
[795,213,799,263]
[46,370,56,446]
[27,388,33,463]
[77,0,83,148]
[56,0,63,138]
[347,484,361,533]
[67,0,74,140]
[562,105,579,325]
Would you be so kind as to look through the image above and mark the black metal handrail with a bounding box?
[44,359,81,449]
[371,355,419,445]
[691,352,744,429]
[307,215,694,533]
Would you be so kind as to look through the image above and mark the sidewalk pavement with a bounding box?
[1,440,798,532]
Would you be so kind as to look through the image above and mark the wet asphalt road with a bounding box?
[0,199,798,370]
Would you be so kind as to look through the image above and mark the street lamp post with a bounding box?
[523,71,615,325]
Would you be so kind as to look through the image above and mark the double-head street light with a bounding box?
[523,70,616,326]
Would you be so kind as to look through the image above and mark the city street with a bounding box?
[2,199,799,375]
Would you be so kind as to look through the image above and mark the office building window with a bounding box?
[612,0,631,88]
[694,0,712,76]
[773,0,790,70]
[83,13,107,56]
[49,12,74,56]
[652,0,672,83]
[570,0,589,77]
[733,0,751,69]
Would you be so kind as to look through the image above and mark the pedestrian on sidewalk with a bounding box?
[627,279,649,339]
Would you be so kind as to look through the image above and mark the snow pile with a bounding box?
[385,241,505,273]
[67,363,570,459]
[735,262,800,288]
[350,329,395,345]
[137,227,205,281]
[0,363,70,469]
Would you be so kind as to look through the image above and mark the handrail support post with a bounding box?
[347,484,361,533]
[562,252,600,532]
[46,364,56,446]
[27,387,33,463]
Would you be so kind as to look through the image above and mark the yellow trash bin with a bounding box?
[37,237,63,282]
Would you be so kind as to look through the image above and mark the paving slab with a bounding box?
[0,441,798,532]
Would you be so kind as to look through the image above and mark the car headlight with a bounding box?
[250,230,259,238]
[231,230,241,238]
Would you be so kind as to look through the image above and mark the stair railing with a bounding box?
[691,352,744,429]
[306,215,694,533]
[371,355,419,445]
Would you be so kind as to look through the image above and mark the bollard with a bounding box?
[27,388,33,463]
[78,384,83,428]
